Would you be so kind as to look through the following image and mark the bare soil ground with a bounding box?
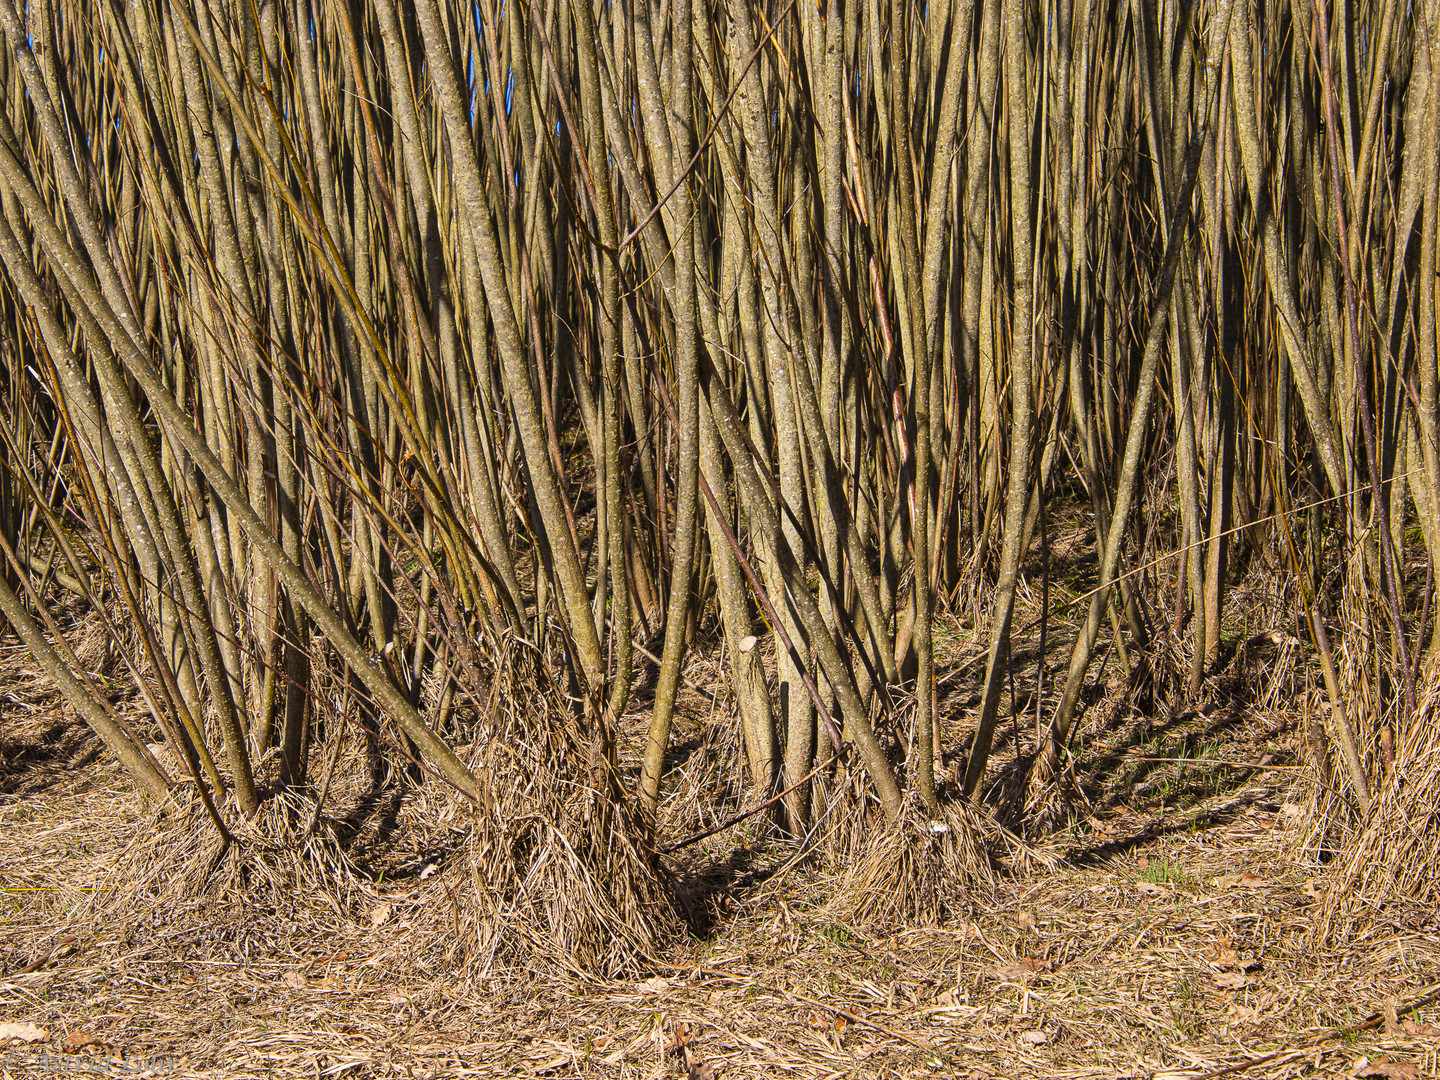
[2,615,1438,1079]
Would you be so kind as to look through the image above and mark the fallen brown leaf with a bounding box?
[1214,971,1249,990]
[1385,998,1402,1036]
[0,1022,49,1045]
[675,1021,715,1080]
[1351,1055,1419,1079]
[1208,947,1241,970]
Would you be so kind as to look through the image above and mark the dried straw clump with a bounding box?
[91,787,370,923]
[1022,770,1093,841]
[1292,553,1418,868]
[825,796,1025,928]
[1320,671,1440,941]
[457,646,680,979]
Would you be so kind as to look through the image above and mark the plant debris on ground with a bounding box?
[3,631,1437,1080]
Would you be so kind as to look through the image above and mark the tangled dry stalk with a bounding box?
[458,646,680,978]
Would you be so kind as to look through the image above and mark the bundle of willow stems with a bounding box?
[0,0,1436,957]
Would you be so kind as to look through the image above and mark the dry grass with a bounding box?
[5,640,1440,1079]
[76,640,683,984]
[3,549,1438,1077]
[823,796,1036,928]
[5,744,1439,1078]
[450,644,680,978]
[1319,658,1440,945]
